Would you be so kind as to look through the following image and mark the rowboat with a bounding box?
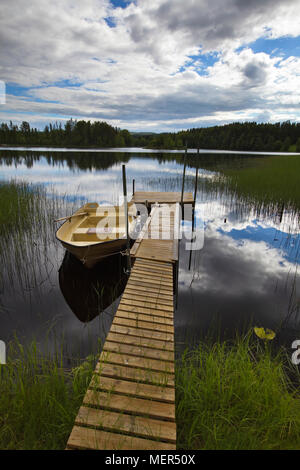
[56,202,136,268]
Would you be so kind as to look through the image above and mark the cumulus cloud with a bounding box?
[0,0,300,130]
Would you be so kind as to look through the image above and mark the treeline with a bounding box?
[0,119,133,148]
[139,121,300,152]
[1,119,300,152]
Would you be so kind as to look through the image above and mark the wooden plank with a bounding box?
[75,406,176,443]
[131,268,173,280]
[133,242,175,259]
[132,266,173,275]
[127,279,171,290]
[67,425,176,450]
[173,238,179,261]
[132,191,193,205]
[103,341,174,362]
[130,209,153,256]
[131,271,173,282]
[126,281,173,293]
[136,243,174,253]
[119,298,173,312]
[122,292,173,307]
[115,309,173,326]
[128,277,173,289]
[123,287,173,300]
[135,260,173,268]
[89,375,175,403]
[125,285,173,300]
[112,317,174,333]
[117,303,174,319]
[83,389,175,421]
[126,275,173,288]
[134,258,173,268]
[97,362,175,387]
[131,269,173,286]
[99,351,174,373]
[110,323,174,342]
[131,265,174,276]
[128,273,173,286]
[126,280,173,296]
[134,261,173,272]
[133,252,175,264]
[106,331,174,352]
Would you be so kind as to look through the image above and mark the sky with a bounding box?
[0,0,300,132]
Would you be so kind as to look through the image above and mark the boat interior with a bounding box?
[57,202,137,245]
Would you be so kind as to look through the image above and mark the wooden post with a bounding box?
[175,259,179,309]
[180,147,187,217]
[122,164,131,274]
[193,165,198,204]
[188,163,199,271]
[132,178,135,196]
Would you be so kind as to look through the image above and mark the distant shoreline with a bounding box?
[0,144,300,156]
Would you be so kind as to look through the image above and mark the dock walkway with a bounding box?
[66,191,193,450]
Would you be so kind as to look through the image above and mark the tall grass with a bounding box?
[1,333,300,449]
[176,333,300,450]
[0,339,96,450]
[0,180,70,293]
[224,154,300,218]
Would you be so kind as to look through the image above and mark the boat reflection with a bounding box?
[59,251,127,323]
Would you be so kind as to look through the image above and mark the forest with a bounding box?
[0,119,133,148]
[136,121,300,152]
[1,119,300,152]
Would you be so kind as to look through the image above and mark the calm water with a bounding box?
[0,149,299,358]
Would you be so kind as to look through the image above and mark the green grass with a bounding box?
[1,333,300,450]
[176,333,300,450]
[224,154,300,216]
[0,179,71,292]
[0,180,37,235]
[0,339,96,450]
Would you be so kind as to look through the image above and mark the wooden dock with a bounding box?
[132,191,194,206]
[66,192,193,450]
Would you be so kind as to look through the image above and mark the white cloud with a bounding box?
[0,0,300,130]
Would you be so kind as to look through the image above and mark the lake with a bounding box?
[0,148,299,360]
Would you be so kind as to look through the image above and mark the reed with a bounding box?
[176,332,300,450]
[224,154,300,218]
[0,180,72,293]
[0,338,97,450]
[1,332,300,449]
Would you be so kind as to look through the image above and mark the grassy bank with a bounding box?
[0,334,299,450]
[0,340,96,450]
[224,154,300,216]
[176,334,300,450]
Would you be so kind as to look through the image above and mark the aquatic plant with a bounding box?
[176,332,300,450]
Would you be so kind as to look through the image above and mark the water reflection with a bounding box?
[59,251,127,323]
[177,198,300,347]
[0,149,299,357]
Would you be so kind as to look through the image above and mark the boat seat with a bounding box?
[72,227,125,242]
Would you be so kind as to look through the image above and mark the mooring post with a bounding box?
[122,164,131,274]
[193,165,198,206]
[180,146,187,219]
[189,159,199,271]
[132,178,135,196]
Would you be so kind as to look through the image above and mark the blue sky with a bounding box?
[218,221,299,265]
[0,0,300,132]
